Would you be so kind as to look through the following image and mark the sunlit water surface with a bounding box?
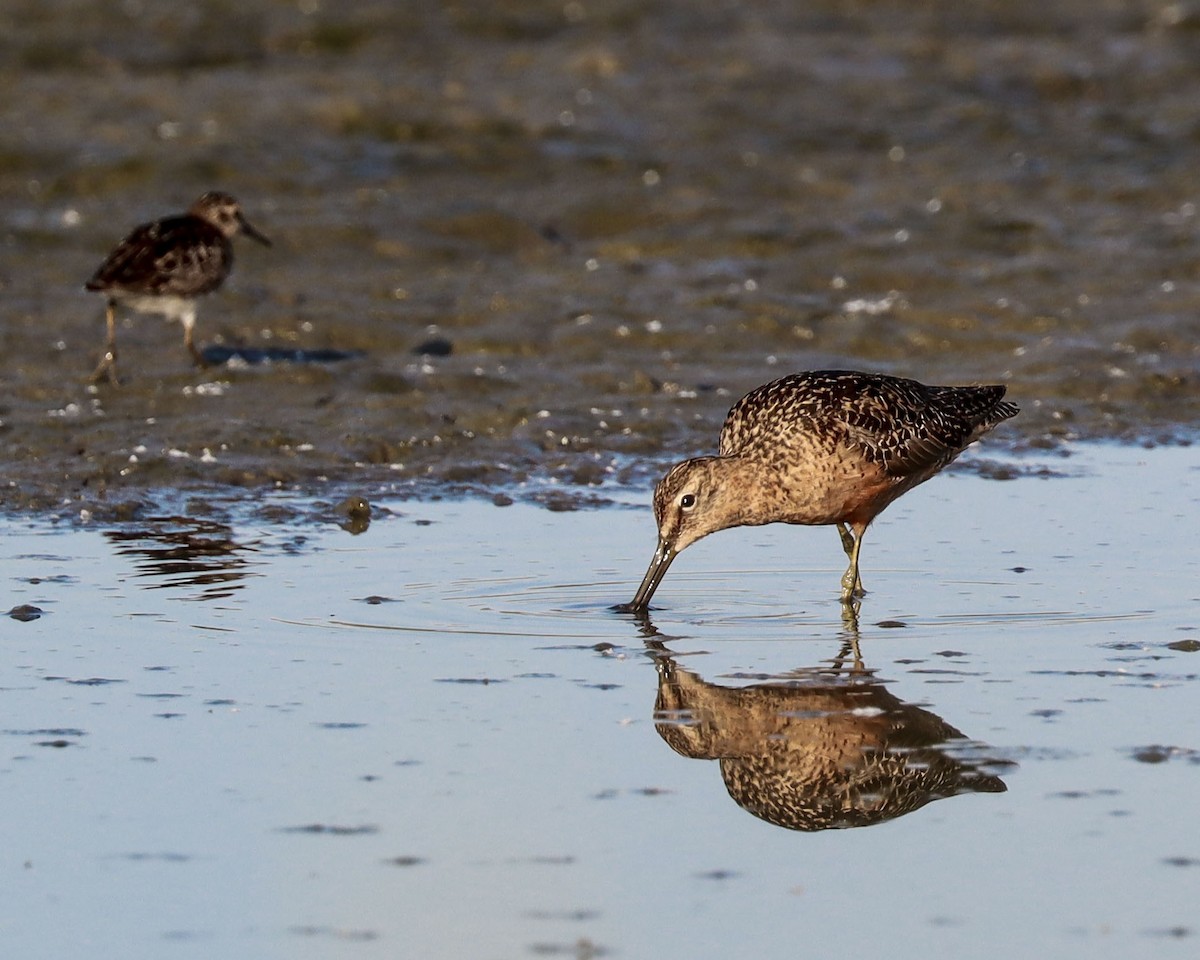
[2,445,1198,959]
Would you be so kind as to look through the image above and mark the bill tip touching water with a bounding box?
[621,369,1019,614]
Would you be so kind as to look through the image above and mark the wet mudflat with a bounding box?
[2,444,1198,959]
[3,1,1200,511]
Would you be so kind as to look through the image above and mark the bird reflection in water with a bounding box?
[644,628,1011,831]
[104,516,259,601]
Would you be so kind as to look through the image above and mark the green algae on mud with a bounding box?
[2,0,1199,514]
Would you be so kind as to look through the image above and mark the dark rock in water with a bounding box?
[412,337,452,357]
[201,345,364,365]
[334,495,372,534]
[382,855,426,867]
[335,496,372,521]
[7,604,45,622]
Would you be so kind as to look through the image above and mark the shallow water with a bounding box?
[3,444,1197,959]
[2,1,1200,511]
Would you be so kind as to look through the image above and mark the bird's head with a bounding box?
[625,457,742,613]
[192,192,272,247]
[651,456,743,554]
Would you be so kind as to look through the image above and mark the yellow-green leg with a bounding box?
[837,522,866,601]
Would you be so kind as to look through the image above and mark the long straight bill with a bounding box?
[239,216,272,247]
[625,537,677,613]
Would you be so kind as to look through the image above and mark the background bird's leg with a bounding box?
[837,523,866,599]
[181,307,207,368]
[89,300,120,385]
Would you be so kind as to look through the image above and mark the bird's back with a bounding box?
[86,215,233,298]
[719,370,1018,478]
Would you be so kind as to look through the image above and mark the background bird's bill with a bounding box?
[238,213,272,247]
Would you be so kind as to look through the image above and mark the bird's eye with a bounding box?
[680,493,697,510]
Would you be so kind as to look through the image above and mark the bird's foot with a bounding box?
[188,348,211,370]
[89,352,121,386]
[840,570,866,601]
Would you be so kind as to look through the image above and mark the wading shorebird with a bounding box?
[86,191,271,383]
[625,370,1019,611]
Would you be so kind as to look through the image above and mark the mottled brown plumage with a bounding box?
[627,370,1019,610]
[86,192,271,384]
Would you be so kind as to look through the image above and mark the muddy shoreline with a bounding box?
[3,1,1199,518]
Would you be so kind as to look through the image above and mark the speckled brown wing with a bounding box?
[839,378,1018,476]
[86,215,233,298]
[718,370,1018,477]
[718,372,834,458]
